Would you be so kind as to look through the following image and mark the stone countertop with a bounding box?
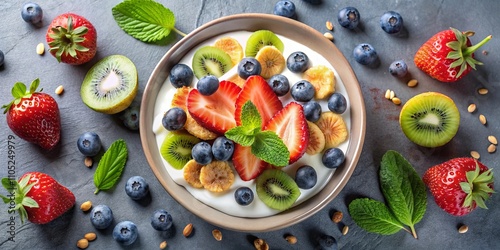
[1,0,499,249]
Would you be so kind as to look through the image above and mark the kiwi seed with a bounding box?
[160,132,200,170]
[256,169,300,211]
[245,30,284,57]
[191,46,233,79]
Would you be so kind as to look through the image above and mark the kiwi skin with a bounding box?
[399,92,460,148]
[245,30,285,57]
[81,55,138,114]
[191,46,233,79]
[256,169,301,211]
[160,132,200,170]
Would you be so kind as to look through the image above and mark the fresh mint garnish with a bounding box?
[349,150,427,238]
[94,139,128,194]
[225,101,290,166]
[112,0,186,43]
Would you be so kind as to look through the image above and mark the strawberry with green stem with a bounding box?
[414,27,492,82]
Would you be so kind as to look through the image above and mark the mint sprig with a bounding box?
[112,0,186,43]
[349,150,427,239]
[94,139,128,194]
[225,101,289,166]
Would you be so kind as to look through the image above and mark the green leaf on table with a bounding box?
[94,139,128,194]
[349,198,405,235]
[112,0,181,43]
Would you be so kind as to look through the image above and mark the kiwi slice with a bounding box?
[191,46,233,79]
[81,55,138,114]
[160,132,200,170]
[399,92,460,147]
[245,30,284,57]
[256,169,300,211]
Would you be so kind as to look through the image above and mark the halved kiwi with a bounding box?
[160,132,200,170]
[191,46,233,79]
[81,55,138,114]
[245,30,284,57]
[399,92,460,147]
[256,169,300,211]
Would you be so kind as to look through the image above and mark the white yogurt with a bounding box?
[153,31,351,218]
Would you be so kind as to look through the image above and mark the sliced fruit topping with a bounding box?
[192,46,233,79]
[183,159,204,188]
[256,169,300,211]
[245,30,284,57]
[315,112,348,148]
[160,132,200,170]
[306,121,326,155]
[226,73,246,88]
[232,144,269,181]
[199,161,235,192]
[263,102,309,164]
[214,37,244,66]
[235,75,283,127]
[303,65,335,99]
[255,46,286,79]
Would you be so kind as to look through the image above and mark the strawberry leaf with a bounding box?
[94,139,128,194]
[349,198,405,235]
[112,0,185,43]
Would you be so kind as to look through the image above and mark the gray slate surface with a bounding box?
[1,0,499,249]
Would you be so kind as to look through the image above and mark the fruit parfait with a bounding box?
[152,30,351,218]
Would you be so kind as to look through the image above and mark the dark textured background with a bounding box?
[1,0,499,249]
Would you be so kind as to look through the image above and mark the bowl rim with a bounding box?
[140,13,366,232]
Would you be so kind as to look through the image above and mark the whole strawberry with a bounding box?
[423,158,494,216]
[46,13,97,65]
[414,27,491,82]
[2,79,61,150]
[0,172,75,224]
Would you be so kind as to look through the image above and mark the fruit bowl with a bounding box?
[140,13,366,232]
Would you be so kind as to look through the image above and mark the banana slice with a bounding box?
[315,112,348,148]
[199,161,235,192]
[306,121,326,155]
[255,46,286,79]
[183,159,204,188]
[226,73,246,88]
[303,65,335,99]
[214,37,244,66]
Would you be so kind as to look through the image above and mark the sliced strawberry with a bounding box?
[235,75,282,127]
[232,144,269,181]
[263,102,309,164]
[187,80,241,134]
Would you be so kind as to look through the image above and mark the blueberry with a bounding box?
[380,11,404,34]
[119,105,140,130]
[238,57,262,79]
[327,93,347,114]
[322,148,345,169]
[337,7,360,30]
[0,50,4,66]
[90,204,113,229]
[317,234,338,250]
[113,221,138,246]
[273,0,296,19]
[21,3,43,25]
[150,209,173,231]
[353,43,378,65]
[234,187,254,206]
[291,80,315,102]
[197,75,219,96]
[212,136,234,161]
[389,60,408,78]
[77,132,102,156]
[191,141,213,165]
[267,74,290,96]
[169,64,194,88]
[125,176,149,200]
[302,101,322,122]
[162,107,187,131]
[286,51,309,73]
[295,165,317,189]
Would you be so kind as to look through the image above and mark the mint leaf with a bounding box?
[112,0,183,43]
[240,101,262,130]
[252,131,290,166]
[94,139,128,194]
[225,126,256,146]
[380,150,427,238]
[349,198,405,235]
